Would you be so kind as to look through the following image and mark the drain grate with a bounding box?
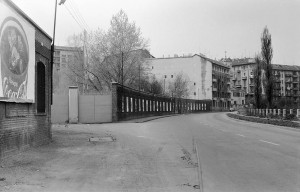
[88,136,115,143]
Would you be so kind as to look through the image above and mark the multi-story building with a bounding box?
[53,46,85,94]
[146,54,231,110]
[229,58,300,106]
[272,64,300,102]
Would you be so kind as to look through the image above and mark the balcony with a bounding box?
[227,81,231,85]
[213,78,217,82]
[213,87,217,91]
[285,73,292,77]
[242,76,247,80]
[235,84,241,88]
[249,75,254,78]
[293,73,298,77]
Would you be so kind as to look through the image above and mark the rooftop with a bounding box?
[5,0,52,41]
[147,54,230,68]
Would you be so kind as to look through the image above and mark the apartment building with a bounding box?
[229,58,300,106]
[53,46,85,94]
[147,54,231,110]
[272,64,300,102]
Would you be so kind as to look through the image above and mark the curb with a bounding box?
[227,113,300,129]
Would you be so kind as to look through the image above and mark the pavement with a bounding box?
[0,112,299,192]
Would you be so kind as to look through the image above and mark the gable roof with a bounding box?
[4,0,52,40]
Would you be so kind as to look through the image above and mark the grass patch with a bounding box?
[227,113,300,128]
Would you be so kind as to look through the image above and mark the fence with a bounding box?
[51,93,112,124]
[245,108,300,118]
[111,82,212,122]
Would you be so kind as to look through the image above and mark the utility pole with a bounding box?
[121,51,124,87]
[138,64,141,92]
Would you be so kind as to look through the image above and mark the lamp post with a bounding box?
[51,0,65,104]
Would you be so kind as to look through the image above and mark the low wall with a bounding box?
[111,82,212,122]
[51,93,112,124]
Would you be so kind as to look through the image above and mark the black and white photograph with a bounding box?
[0,0,299,191]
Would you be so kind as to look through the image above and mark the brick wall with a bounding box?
[0,29,52,160]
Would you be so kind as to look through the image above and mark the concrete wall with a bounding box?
[51,94,112,124]
[79,94,112,123]
[51,95,69,124]
[147,55,213,100]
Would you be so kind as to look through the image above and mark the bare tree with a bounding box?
[65,10,149,93]
[253,56,262,108]
[261,26,273,108]
[168,72,190,98]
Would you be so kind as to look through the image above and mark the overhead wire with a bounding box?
[64,3,85,31]
[61,0,90,32]
[69,0,90,31]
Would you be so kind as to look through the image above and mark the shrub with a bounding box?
[227,113,300,128]
[284,113,296,121]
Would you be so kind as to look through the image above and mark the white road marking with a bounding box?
[236,134,246,137]
[259,140,280,146]
[137,136,146,138]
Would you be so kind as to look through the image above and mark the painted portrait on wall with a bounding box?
[0,1,35,102]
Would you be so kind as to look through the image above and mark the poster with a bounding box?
[0,0,35,102]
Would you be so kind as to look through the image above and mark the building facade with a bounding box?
[147,54,231,110]
[53,46,85,94]
[0,0,52,159]
[229,58,300,106]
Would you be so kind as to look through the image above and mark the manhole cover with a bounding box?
[89,136,115,142]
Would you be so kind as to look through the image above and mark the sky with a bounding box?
[11,0,300,65]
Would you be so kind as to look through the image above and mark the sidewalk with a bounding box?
[119,114,179,123]
[0,123,197,192]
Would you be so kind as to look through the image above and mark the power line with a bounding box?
[67,1,87,30]
[64,3,85,30]
[69,0,90,31]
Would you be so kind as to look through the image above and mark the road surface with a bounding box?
[1,112,299,192]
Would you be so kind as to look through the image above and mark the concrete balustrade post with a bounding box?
[273,109,276,116]
[278,109,281,116]
[290,109,293,115]
[266,109,268,116]
[297,109,300,118]
[283,109,286,118]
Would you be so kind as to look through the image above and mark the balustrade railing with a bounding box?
[112,82,212,121]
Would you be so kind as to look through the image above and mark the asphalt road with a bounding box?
[1,112,299,192]
[146,112,300,192]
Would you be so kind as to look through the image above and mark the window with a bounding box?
[37,62,46,113]
[152,66,154,69]
[164,75,167,78]
[171,75,173,78]
[61,57,67,63]
[194,82,196,86]
[194,92,196,95]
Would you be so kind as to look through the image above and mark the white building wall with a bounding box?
[147,55,212,100]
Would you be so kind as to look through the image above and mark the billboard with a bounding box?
[0,1,35,102]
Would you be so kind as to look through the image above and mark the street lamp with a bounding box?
[51,0,65,104]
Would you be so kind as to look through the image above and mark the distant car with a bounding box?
[229,107,235,112]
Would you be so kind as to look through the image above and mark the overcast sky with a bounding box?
[12,0,300,65]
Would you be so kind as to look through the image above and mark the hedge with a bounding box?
[227,113,300,128]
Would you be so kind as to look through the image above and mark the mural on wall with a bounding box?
[0,1,35,102]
